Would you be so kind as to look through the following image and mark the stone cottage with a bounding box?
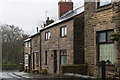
[30,33,41,71]
[84,0,120,78]
[40,0,84,75]
[24,38,31,72]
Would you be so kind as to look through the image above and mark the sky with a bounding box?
[0,0,84,34]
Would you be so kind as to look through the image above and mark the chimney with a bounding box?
[46,17,54,26]
[58,0,73,18]
[36,27,38,33]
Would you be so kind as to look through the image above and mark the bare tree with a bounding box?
[1,24,29,66]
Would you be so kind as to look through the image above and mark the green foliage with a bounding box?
[40,69,47,75]
[57,71,61,77]
[32,69,39,74]
[110,32,120,41]
[22,47,24,55]
[3,63,17,67]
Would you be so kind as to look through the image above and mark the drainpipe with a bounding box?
[40,31,42,70]
[30,39,32,72]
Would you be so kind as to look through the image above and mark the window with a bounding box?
[26,42,27,47]
[45,51,48,65]
[29,41,31,47]
[97,30,115,64]
[34,40,37,44]
[25,53,28,66]
[60,50,67,65]
[98,0,111,8]
[45,32,50,40]
[60,26,67,37]
[36,54,39,65]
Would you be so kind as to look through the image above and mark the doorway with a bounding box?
[54,50,57,73]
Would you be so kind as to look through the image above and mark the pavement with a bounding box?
[13,71,55,79]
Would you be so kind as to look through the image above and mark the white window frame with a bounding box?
[45,32,50,40]
[26,42,27,47]
[25,53,28,66]
[61,26,67,37]
[29,41,31,47]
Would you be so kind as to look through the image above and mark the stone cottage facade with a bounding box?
[24,38,31,71]
[30,33,41,71]
[84,1,120,78]
[40,11,84,75]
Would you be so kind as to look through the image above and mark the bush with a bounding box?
[57,71,61,77]
[3,64,17,68]
[32,69,39,74]
[40,69,47,75]
[110,32,120,41]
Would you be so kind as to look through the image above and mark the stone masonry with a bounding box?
[30,33,41,71]
[84,1,120,78]
[40,13,84,75]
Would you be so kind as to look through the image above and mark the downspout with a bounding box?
[40,31,42,70]
[30,39,32,72]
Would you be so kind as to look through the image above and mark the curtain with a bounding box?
[100,43,115,64]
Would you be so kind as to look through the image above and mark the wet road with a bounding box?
[0,70,25,80]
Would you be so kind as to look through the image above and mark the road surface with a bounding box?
[0,70,28,80]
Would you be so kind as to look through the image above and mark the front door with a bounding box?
[33,53,35,69]
[54,50,57,73]
[28,55,31,71]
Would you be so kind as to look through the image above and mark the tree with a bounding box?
[1,24,29,66]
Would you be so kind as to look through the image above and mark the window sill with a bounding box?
[60,35,67,38]
[45,39,50,41]
[106,64,115,67]
[96,4,112,12]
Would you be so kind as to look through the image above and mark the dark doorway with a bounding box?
[28,55,31,70]
[54,50,57,73]
[33,53,35,69]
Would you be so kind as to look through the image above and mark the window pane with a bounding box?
[26,42,27,47]
[48,32,50,39]
[99,32,106,42]
[62,28,64,36]
[64,51,67,55]
[29,42,31,47]
[99,43,115,64]
[36,55,39,64]
[100,0,111,6]
[65,27,67,36]
[107,31,113,42]
[25,54,28,66]
[61,51,63,55]
[61,56,67,65]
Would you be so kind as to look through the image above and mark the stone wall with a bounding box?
[74,13,84,64]
[24,41,31,70]
[40,13,84,75]
[84,2,120,77]
[41,19,74,75]
[31,34,40,70]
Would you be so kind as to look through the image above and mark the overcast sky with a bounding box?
[0,0,84,34]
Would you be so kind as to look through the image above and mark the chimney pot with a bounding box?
[36,27,38,33]
[47,17,49,20]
